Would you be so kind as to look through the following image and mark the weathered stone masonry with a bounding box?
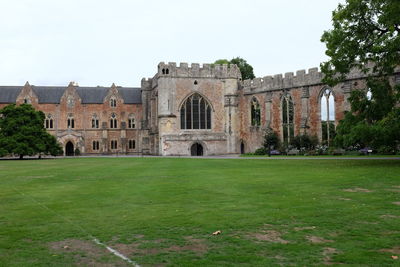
[1,63,399,156]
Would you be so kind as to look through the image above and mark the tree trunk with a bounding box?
[19,154,23,160]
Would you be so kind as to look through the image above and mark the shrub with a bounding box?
[377,145,395,155]
[254,147,267,155]
[74,148,81,156]
[263,129,280,150]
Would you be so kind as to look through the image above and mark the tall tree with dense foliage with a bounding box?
[214,57,255,80]
[321,0,400,152]
[0,104,63,159]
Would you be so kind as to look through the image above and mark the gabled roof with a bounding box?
[0,86,23,103]
[0,85,142,104]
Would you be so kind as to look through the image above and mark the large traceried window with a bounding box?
[180,94,212,130]
[282,94,294,144]
[251,97,261,126]
[320,88,336,145]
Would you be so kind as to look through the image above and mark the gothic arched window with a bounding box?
[67,114,74,129]
[45,114,54,129]
[110,113,118,129]
[110,97,117,108]
[128,114,135,129]
[282,94,294,144]
[320,88,336,145]
[91,114,99,128]
[180,94,212,129]
[251,97,261,126]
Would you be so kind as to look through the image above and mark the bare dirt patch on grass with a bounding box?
[23,175,54,179]
[380,214,400,219]
[322,247,341,265]
[112,236,208,257]
[338,197,352,201]
[343,188,373,193]
[306,236,334,244]
[49,239,129,267]
[294,226,316,231]
[250,230,289,244]
[392,202,400,206]
[385,189,400,193]
[379,247,400,254]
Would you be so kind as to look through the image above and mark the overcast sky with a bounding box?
[0,0,344,87]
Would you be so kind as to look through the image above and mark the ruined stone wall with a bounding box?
[239,67,374,153]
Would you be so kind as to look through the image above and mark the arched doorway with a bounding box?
[65,141,74,156]
[191,143,203,156]
[240,142,245,154]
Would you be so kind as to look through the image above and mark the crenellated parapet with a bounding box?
[242,68,324,93]
[157,62,242,79]
[241,66,377,94]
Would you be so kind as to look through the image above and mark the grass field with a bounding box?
[1,158,399,266]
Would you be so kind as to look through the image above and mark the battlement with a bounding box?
[157,62,242,79]
[242,66,373,93]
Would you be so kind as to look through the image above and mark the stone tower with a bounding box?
[141,62,242,156]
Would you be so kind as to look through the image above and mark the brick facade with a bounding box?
[1,63,399,156]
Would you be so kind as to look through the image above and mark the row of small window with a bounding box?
[44,118,136,129]
[92,140,136,150]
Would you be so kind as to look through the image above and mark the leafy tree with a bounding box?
[321,0,400,151]
[230,57,255,80]
[263,129,280,150]
[214,57,255,80]
[0,104,63,159]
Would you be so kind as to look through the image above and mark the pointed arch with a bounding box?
[250,97,261,126]
[320,87,336,145]
[180,93,213,129]
[281,93,294,144]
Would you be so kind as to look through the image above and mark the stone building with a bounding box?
[1,62,399,156]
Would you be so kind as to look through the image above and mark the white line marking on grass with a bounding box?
[93,238,139,266]
[11,187,140,267]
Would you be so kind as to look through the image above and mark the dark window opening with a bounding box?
[67,118,75,129]
[92,141,100,150]
[251,98,261,126]
[110,140,118,150]
[128,140,135,149]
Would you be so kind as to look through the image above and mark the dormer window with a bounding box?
[110,97,117,107]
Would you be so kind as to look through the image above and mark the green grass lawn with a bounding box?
[0,158,399,266]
